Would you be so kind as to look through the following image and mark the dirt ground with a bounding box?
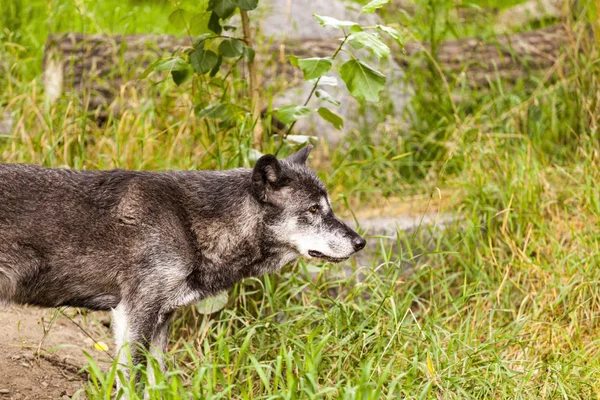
[0,306,113,400]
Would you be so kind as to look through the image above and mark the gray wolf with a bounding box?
[0,145,365,387]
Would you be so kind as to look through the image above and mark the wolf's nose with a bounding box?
[352,236,366,251]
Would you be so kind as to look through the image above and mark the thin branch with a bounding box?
[275,34,350,155]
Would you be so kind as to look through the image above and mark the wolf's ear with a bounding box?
[286,145,313,165]
[252,154,287,202]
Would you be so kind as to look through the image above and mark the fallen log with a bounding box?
[398,24,571,87]
[43,24,575,113]
[390,0,567,27]
[43,33,191,113]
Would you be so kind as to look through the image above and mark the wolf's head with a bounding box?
[252,146,366,263]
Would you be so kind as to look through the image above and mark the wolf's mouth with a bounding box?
[308,250,349,263]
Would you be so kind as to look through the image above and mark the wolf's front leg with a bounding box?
[112,302,131,389]
[146,311,174,385]
[111,302,167,395]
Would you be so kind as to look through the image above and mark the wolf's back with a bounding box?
[0,165,140,308]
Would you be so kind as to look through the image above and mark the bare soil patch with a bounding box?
[0,306,113,400]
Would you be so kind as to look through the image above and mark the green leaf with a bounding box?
[154,57,189,72]
[208,11,222,34]
[350,25,364,33]
[348,31,390,58]
[189,12,212,36]
[233,0,258,10]
[285,135,318,144]
[362,0,389,13]
[190,49,219,74]
[168,9,189,29]
[377,25,404,47]
[315,89,340,106]
[317,76,338,86]
[243,46,255,63]
[340,59,386,102]
[209,0,236,19]
[177,0,207,13]
[283,135,319,144]
[313,14,358,29]
[197,103,230,119]
[138,59,166,79]
[296,57,333,80]
[317,107,344,130]
[172,65,193,86]
[169,9,211,35]
[195,291,228,314]
[218,38,244,58]
[276,105,313,125]
[193,33,212,49]
[210,55,223,77]
[246,147,264,162]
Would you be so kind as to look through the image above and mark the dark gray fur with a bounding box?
[0,146,365,383]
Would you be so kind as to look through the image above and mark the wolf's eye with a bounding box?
[309,205,319,214]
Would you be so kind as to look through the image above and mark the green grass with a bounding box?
[2,0,600,398]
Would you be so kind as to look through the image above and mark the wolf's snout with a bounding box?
[351,235,366,252]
